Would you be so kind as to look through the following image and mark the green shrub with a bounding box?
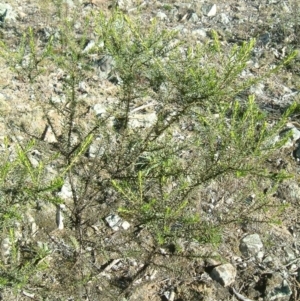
[0,6,297,300]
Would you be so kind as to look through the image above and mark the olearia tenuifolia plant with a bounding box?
[0,5,297,300]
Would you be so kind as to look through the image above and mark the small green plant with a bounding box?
[162,4,173,11]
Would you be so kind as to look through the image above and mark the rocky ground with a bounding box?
[0,0,300,300]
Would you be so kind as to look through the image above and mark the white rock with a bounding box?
[240,234,264,257]
[78,81,89,93]
[51,95,66,104]
[63,0,75,7]
[29,155,39,168]
[116,0,132,10]
[281,2,290,13]
[14,222,22,240]
[207,4,217,17]
[274,125,300,149]
[89,137,105,158]
[56,204,66,230]
[210,263,236,287]
[58,181,73,200]
[82,40,95,53]
[156,11,168,21]
[106,214,121,230]
[22,291,35,299]
[219,13,230,24]
[289,264,298,272]
[121,221,130,230]
[232,255,242,263]
[287,126,300,142]
[1,237,11,257]
[257,251,264,262]
[192,28,207,38]
[17,9,26,20]
[263,256,273,264]
[128,112,157,128]
[26,212,38,236]
[164,290,175,301]
[93,103,107,117]
[249,83,265,96]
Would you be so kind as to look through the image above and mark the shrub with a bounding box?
[0,6,297,300]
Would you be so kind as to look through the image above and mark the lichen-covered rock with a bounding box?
[264,273,292,301]
[240,234,263,257]
[210,263,236,287]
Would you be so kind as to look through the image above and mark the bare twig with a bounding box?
[232,287,254,301]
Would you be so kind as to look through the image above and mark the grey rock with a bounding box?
[264,272,292,301]
[0,4,17,22]
[97,55,115,80]
[277,181,300,203]
[273,124,300,149]
[283,246,295,263]
[105,214,130,231]
[173,2,193,9]
[43,26,60,41]
[219,13,230,25]
[297,267,300,282]
[258,33,271,47]
[189,13,199,23]
[169,7,179,22]
[293,144,300,159]
[240,234,264,257]
[210,263,236,287]
[0,8,7,23]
